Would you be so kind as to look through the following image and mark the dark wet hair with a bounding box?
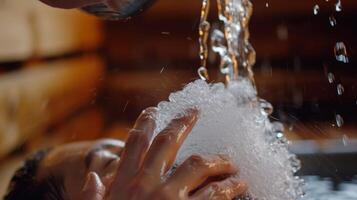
[4,150,66,200]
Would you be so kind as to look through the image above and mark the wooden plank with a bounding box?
[0,0,103,62]
[32,2,103,57]
[0,8,33,62]
[0,55,104,158]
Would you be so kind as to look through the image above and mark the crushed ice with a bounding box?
[153,79,304,200]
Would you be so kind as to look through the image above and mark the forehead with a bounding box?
[45,142,93,164]
[39,139,125,169]
[36,142,92,178]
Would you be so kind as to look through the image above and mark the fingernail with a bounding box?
[178,108,199,123]
[133,107,158,131]
[138,107,158,122]
[142,107,158,116]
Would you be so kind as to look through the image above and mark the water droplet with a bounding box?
[200,21,211,32]
[342,134,349,146]
[211,29,227,56]
[327,73,335,83]
[276,24,288,40]
[329,16,337,27]
[289,155,301,173]
[334,42,349,63]
[219,55,232,74]
[259,98,273,116]
[336,114,344,127]
[337,84,344,95]
[313,4,320,15]
[275,133,288,146]
[198,66,209,81]
[272,122,285,133]
[265,2,269,7]
[198,0,211,81]
[288,125,294,131]
[335,0,342,12]
[276,132,284,139]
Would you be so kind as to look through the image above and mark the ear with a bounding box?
[80,172,106,200]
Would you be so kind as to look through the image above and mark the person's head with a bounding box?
[5,139,124,200]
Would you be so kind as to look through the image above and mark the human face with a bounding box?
[36,139,124,200]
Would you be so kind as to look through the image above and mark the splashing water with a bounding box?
[197,0,211,81]
[334,42,349,63]
[197,66,210,81]
[327,73,335,83]
[313,4,320,15]
[329,15,337,27]
[342,134,349,146]
[336,114,344,127]
[154,80,304,199]
[198,0,256,82]
[215,0,256,82]
[154,0,304,199]
[335,0,342,12]
[337,84,345,95]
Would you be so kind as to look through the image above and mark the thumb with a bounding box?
[80,172,106,200]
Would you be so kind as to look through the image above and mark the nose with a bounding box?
[81,0,156,20]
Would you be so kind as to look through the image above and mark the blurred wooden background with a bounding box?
[102,0,357,141]
[1,0,357,197]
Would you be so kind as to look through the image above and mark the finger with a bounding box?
[190,177,247,200]
[39,0,103,9]
[111,107,157,187]
[166,154,238,193]
[141,108,199,182]
[80,172,106,200]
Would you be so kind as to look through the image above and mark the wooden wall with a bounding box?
[101,0,357,140]
[0,0,105,161]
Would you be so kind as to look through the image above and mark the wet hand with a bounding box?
[81,108,247,200]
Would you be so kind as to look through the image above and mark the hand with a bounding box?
[81,108,247,200]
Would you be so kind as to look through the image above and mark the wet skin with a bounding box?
[37,108,247,200]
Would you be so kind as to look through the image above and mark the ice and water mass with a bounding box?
[153,79,304,200]
[153,0,305,199]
